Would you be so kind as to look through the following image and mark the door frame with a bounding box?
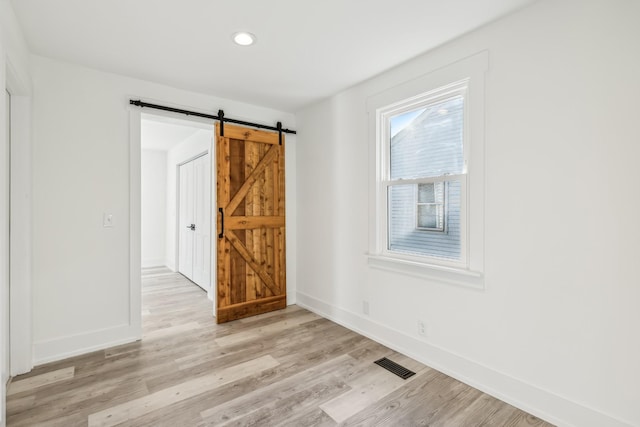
[131,105,295,327]
[5,58,33,377]
[133,109,217,327]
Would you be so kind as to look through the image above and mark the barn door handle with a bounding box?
[218,208,224,239]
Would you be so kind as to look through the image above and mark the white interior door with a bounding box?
[192,154,210,291]
[178,153,210,292]
[178,161,194,280]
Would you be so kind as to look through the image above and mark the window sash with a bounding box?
[374,81,471,269]
[382,173,466,187]
[380,174,467,267]
[380,82,469,185]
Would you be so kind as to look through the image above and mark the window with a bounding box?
[416,182,445,231]
[367,52,487,286]
[385,84,466,263]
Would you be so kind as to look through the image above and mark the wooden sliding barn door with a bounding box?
[216,123,286,323]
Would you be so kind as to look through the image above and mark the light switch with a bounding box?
[103,213,114,228]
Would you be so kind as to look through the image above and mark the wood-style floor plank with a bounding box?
[7,367,75,396]
[199,354,354,423]
[320,364,427,423]
[87,355,279,427]
[214,311,321,346]
[6,269,555,427]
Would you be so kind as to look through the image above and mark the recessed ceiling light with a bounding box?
[232,32,256,46]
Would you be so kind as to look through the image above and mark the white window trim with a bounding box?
[366,51,488,289]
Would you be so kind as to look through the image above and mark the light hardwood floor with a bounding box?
[7,268,554,426]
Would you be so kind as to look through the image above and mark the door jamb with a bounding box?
[6,58,33,377]
[129,109,142,339]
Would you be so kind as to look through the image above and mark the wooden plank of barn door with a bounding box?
[228,138,246,305]
[255,141,265,298]
[276,143,286,290]
[216,123,231,309]
[264,146,275,295]
[245,140,257,302]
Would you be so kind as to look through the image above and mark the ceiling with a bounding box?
[11,0,535,112]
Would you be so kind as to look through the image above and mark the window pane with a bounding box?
[388,181,461,260]
[417,204,440,229]
[390,96,464,180]
[417,183,435,203]
[417,182,444,204]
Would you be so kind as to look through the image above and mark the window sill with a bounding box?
[367,254,484,290]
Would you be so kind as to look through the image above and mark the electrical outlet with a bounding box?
[362,300,370,315]
[103,213,114,228]
[417,320,427,337]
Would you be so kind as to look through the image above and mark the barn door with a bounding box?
[216,123,286,323]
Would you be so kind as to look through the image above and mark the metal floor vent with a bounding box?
[374,357,416,380]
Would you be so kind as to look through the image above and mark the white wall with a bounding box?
[295,1,640,426]
[165,129,211,272]
[141,149,167,268]
[30,54,296,364]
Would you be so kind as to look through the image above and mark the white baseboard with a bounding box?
[33,324,141,365]
[286,292,296,306]
[141,258,167,269]
[296,291,633,427]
